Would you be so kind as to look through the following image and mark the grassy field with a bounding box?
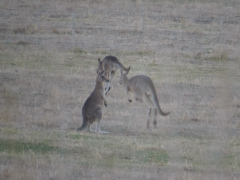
[0,0,240,179]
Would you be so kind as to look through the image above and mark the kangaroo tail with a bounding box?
[153,92,170,116]
[77,120,89,131]
[117,60,130,72]
[157,104,170,116]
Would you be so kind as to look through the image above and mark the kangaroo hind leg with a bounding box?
[143,93,154,128]
[86,121,92,132]
[147,108,152,129]
[96,120,109,134]
[95,110,109,134]
[147,94,158,128]
[153,109,157,128]
[144,93,156,128]
[135,91,144,102]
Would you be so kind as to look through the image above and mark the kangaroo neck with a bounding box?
[95,79,104,90]
[125,77,131,90]
[94,78,105,99]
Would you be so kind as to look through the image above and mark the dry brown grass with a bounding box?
[0,0,240,179]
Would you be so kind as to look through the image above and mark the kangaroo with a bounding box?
[77,71,109,133]
[119,68,170,128]
[97,56,130,94]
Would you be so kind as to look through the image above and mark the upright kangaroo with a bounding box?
[97,56,130,94]
[119,68,170,128]
[77,71,109,133]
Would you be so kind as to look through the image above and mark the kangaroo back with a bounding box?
[140,76,169,116]
[102,56,130,72]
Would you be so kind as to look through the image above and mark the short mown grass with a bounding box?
[135,148,168,164]
[2,127,239,173]
[0,139,59,154]
[0,0,239,178]
[67,132,169,167]
[0,127,169,169]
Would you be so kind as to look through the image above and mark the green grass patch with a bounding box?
[219,154,240,170]
[135,148,168,164]
[0,139,59,154]
[73,48,87,54]
[66,132,169,168]
[0,49,52,70]
[202,49,234,62]
[0,127,18,136]
[68,133,106,141]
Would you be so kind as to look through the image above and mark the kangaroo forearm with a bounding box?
[104,99,107,107]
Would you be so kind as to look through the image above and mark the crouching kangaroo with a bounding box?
[97,56,130,94]
[77,71,109,133]
[119,68,170,128]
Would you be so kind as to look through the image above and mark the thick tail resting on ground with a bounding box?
[77,120,89,131]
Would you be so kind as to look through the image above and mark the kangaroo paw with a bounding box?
[105,87,110,95]
[104,101,107,107]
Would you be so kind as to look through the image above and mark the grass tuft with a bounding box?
[205,49,232,62]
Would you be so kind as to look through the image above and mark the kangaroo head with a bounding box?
[119,67,130,85]
[97,58,104,74]
[97,70,109,83]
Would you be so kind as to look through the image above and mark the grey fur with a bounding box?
[119,68,170,128]
[97,56,130,94]
[77,71,109,133]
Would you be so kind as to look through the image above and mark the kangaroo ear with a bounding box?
[125,66,130,75]
[98,58,101,62]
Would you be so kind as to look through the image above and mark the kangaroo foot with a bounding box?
[147,120,150,129]
[98,130,109,134]
[153,120,157,128]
